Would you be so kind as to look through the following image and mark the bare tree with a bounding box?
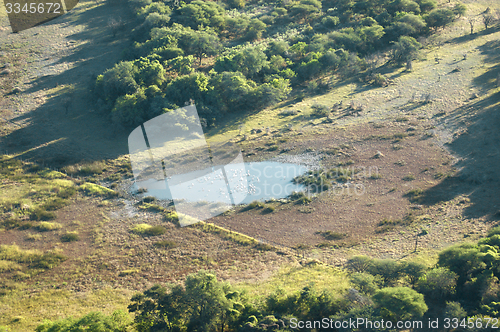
[483,13,495,29]
[468,17,475,34]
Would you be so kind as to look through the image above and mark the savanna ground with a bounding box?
[0,0,500,330]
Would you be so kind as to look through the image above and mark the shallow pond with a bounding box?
[132,161,308,205]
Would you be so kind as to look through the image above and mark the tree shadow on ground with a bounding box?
[0,0,136,166]
[418,91,500,220]
[416,36,500,220]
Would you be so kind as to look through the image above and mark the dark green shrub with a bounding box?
[317,230,347,240]
[61,232,80,242]
[42,198,69,211]
[145,225,167,236]
[154,240,177,249]
[30,208,56,221]
[57,187,76,199]
[262,205,275,213]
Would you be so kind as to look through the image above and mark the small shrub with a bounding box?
[405,188,423,202]
[130,223,166,236]
[262,205,275,213]
[311,104,330,117]
[80,183,118,197]
[163,210,179,224]
[295,196,312,205]
[255,243,274,251]
[61,232,79,242]
[57,187,76,199]
[42,198,69,211]
[25,233,42,241]
[267,145,279,151]
[317,230,347,240]
[139,203,164,212]
[241,200,265,211]
[154,240,177,249]
[403,174,415,181]
[30,208,56,221]
[142,196,157,203]
[35,222,62,232]
[106,173,122,182]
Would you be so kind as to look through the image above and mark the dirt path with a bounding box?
[0,0,134,164]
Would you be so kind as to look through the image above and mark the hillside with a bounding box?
[0,0,499,330]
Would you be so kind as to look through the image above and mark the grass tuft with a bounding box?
[130,224,166,236]
[60,232,79,242]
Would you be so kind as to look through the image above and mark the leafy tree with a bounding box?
[416,267,457,302]
[245,19,267,41]
[386,13,426,39]
[401,261,427,287]
[174,0,226,31]
[252,77,291,108]
[209,71,256,113]
[180,30,221,65]
[350,272,383,295]
[267,40,289,56]
[129,284,185,331]
[96,61,139,102]
[390,35,421,66]
[444,301,467,320]
[111,88,148,126]
[129,270,244,332]
[154,46,185,62]
[319,49,342,70]
[225,16,249,38]
[388,0,421,15]
[358,24,385,51]
[165,72,209,106]
[346,255,373,273]
[373,287,428,321]
[144,12,171,29]
[328,28,363,52]
[416,0,437,13]
[425,8,455,30]
[367,259,405,287]
[167,55,195,75]
[289,0,321,21]
[453,3,467,17]
[133,57,165,87]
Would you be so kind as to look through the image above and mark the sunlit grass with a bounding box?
[237,264,350,302]
[0,288,133,331]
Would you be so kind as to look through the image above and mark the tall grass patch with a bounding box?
[130,223,167,236]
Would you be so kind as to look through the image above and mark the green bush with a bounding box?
[80,183,118,198]
[373,287,428,320]
[61,232,80,242]
[241,200,265,211]
[154,240,177,249]
[317,230,347,240]
[30,208,56,221]
[262,205,275,213]
[42,198,69,211]
[35,222,62,232]
[130,223,166,236]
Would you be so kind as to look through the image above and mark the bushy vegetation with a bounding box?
[0,156,77,230]
[35,228,500,331]
[94,0,461,127]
